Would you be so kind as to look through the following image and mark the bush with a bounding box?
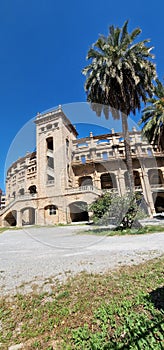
[90,192,146,229]
[89,192,112,222]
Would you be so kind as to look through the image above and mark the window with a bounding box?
[19,188,24,195]
[81,155,86,164]
[46,137,53,151]
[49,205,56,215]
[102,152,108,160]
[147,148,152,156]
[28,185,37,194]
[47,156,54,169]
[47,124,52,130]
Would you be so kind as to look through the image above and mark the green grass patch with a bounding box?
[0,256,164,349]
[0,227,11,234]
[80,225,164,236]
[0,226,28,234]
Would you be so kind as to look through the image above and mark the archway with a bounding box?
[69,201,89,222]
[101,173,116,189]
[4,210,17,226]
[79,176,93,187]
[21,207,35,225]
[148,169,163,187]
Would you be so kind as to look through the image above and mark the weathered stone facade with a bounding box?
[0,106,164,227]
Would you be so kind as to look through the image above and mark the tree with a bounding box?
[89,191,112,222]
[139,79,164,151]
[90,191,145,229]
[82,21,156,190]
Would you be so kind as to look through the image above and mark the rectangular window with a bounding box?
[102,152,108,160]
[81,155,86,164]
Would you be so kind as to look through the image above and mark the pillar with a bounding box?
[17,211,22,227]
[138,168,156,216]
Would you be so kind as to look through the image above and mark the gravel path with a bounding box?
[0,225,164,296]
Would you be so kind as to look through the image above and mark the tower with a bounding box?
[35,106,78,200]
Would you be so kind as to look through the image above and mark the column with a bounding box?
[138,169,155,216]
[16,211,22,227]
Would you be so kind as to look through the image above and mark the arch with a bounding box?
[69,201,89,222]
[148,169,163,186]
[4,210,17,226]
[21,207,35,225]
[79,176,93,187]
[28,185,37,194]
[101,173,117,190]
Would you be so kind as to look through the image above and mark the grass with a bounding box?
[80,225,164,236]
[0,227,11,234]
[0,226,28,234]
[0,256,163,349]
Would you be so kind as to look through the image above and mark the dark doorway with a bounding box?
[4,210,17,226]
[69,201,89,222]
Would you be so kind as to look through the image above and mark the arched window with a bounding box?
[44,204,57,215]
[101,173,116,189]
[79,176,93,187]
[28,185,37,194]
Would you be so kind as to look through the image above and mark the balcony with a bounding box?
[150,183,164,192]
[66,185,101,196]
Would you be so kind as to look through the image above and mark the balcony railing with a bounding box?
[66,185,101,195]
[150,183,164,189]
[0,193,37,214]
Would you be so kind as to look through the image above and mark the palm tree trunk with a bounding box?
[121,112,135,192]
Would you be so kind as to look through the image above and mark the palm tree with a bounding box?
[139,79,164,151]
[82,20,156,191]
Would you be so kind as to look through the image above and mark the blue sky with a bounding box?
[0,0,164,190]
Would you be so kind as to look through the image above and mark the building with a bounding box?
[0,106,164,227]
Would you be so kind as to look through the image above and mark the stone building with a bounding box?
[0,106,164,227]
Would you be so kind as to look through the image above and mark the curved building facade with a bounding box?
[0,106,164,227]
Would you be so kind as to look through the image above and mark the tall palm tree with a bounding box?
[139,79,164,151]
[82,20,156,191]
